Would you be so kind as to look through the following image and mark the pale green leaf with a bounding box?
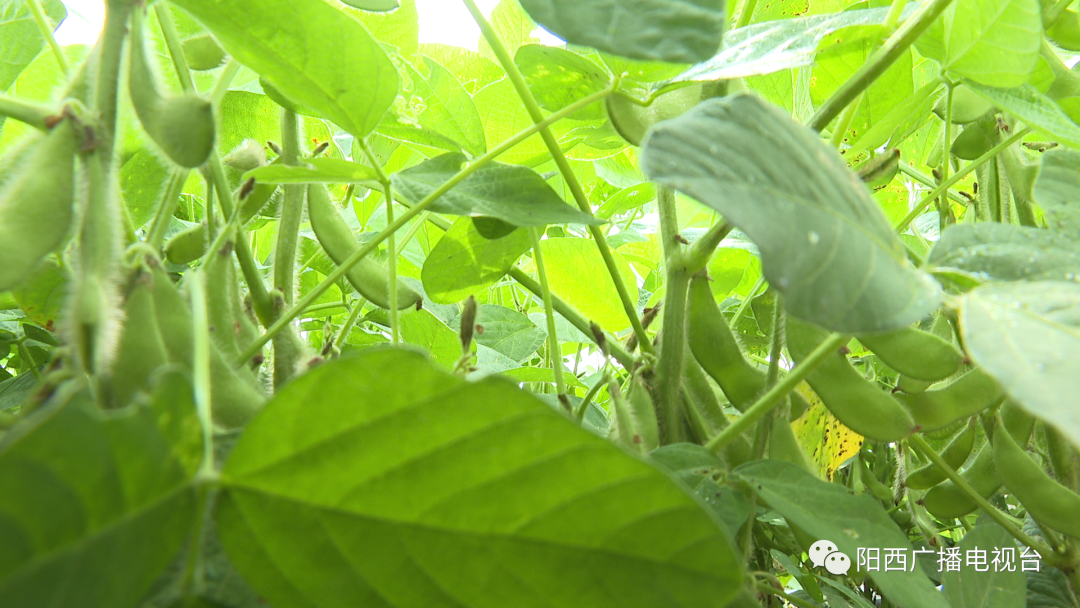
[217,349,744,608]
[541,237,639,331]
[406,57,487,156]
[170,0,398,137]
[642,94,942,333]
[942,0,1042,87]
[965,82,1080,148]
[928,223,1080,283]
[959,281,1080,448]
[0,0,66,91]
[421,216,530,304]
[942,524,1026,608]
[516,45,610,121]
[1033,148,1080,236]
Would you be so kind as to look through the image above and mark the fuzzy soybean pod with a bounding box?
[104,270,171,408]
[857,324,964,382]
[0,118,78,292]
[687,274,766,412]
[163,223,209,265]
[202,231,251,363]
[608,376,659,454]
[922,401,1035,519]
[895,313,955,394]
[129,8,215,168]
[992,415,1080,539]
[894,368,1005,433]
[904,417,977,490]
[786,317,916,442]
[148,266,264,428]
[307,183,422,310]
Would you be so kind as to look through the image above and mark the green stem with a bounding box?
[894,128,1030,232]
[462,0,651,354]
[333,297,367,350]
[735,0,759,28]
[186,271,215,474]
[940,80,955,230]
[94,0,133,164]
[707,332,848,452]
[275,109,303,305]
[730,275,766,330]
[154,3,195,92]
[808,0,955,132]
[898,161,970,205]
[683,221,733,275]
[829,91,863,147]
[354,138,400,342]
[145,169,190,250]
[26,0,68,75]
[233,85,615,366]
[16,339,42,382]
[211,60,241,108]
[0,94,54,130]
[908,433,1055,560]
[529,227,567,403]
[654,186,688,443]
[303,301,348,315]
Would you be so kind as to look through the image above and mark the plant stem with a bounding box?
[145,169,190,250]
[707,332,848,452]
[940,80,955,231]
[898,161,970,205]
[186,271,215,475]
[0,94,54,130]
[26,0,68,75]
[154,3,195,92]
[736,0,760,28]
[829,91,863,147]
[683,221,733,275]
[529,227,567,403]
[908,433,1056,560]
[808,0,955,132]
[355,138,400,342]
[654,186,688,443]
[94,0,133,164]
[894,128,1030,232]
[276,109,303,306]
[233,86,615,366]
[333,297,367,350]
[211,60,241,108]
[462,0,652,354]
[730,275,766,329]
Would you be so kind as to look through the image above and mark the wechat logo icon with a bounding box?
[809,539,851,575]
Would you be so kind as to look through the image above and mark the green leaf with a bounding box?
[474,77,549,165]
[478,0,539,61]
[942,524,1026,608]
[940,0,1042,88]
[12,256,67,332]
[393,153,603,226]
[596,182,657,219]
[216,349,744,608]
[959,281,1080,449]
[0,374,200,607]
[459,304,547,363]
[518,0,726,64]
[421,216,530,304]
[516,45,610,121]
[341,0,399,11]
[0,0,66,91]
[405,57,487,157]
[927,223,1080,283]
[350,0,419,59]
[121,149,171,230]
[399,307,462,366]
[1033,148,1080,237]
[422,43,504,95]
[965,82,1080,147]
[244,158,381,184]
[498,366,588,390]
[170,0,398,137]
[675,5,906,81]
[848,80,943,157]
[733,460,951,608]
[642,94,942,333]
[541,237,639,332]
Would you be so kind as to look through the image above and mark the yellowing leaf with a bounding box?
[791,384,864,480]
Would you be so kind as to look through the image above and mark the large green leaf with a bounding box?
[516,45,610,121]
[939,0,1042,87]
[0,374,200,607]
[959,282,1080,448]
[120,149,171,230]
[405,57,487,157]
[454,304,547,363]
[170,0,397,137]
[675,5,906,81]
[1034,148,1080,236]
[421,216,530,304]
[641,94,941,333]
[733,460,950,608]
[0,0,65,91]
[216,349,744,608]
[541,237,639,332]
[965,82,1080,148]
[928,223,1080,283]
[392,153,603,226]
[942,524,1026,608]
[517,0,725,64]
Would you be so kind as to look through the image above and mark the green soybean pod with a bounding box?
[896,312,955,393]
[129,8,215,168]
[786,317,916,442]
[149,266,264,428]
[993,415,1080,539]
[202,231,245,362]
[163,223,209,265]
[687,274,766,412]
[182,34,227,71]
[904,417,977,490]
[860,457,895,503]
[608,376,658,454]
[894,368,1005,433]
[307,183,421,310]
[0,118,78,292]
[923,401,1034,519]
[857,325,964,382]
[104,270,171,408]
[933,84,995,123]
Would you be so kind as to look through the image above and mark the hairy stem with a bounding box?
[654,186,687,443]
[0,94,54,130]
[529,227,567,403]
[26,0,68,75]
